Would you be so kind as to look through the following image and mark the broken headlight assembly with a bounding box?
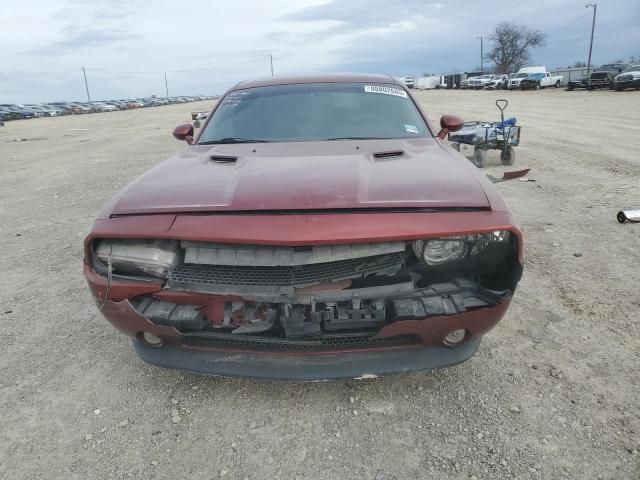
[412,231,512,266]
[93,239,179,279]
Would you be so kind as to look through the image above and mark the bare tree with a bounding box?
[572,61,587,68]
[486,22,546,74]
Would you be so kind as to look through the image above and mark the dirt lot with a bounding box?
[1,88,639,479]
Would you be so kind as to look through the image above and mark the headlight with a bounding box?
[412,231,511,266]
[413,237,467,265]
[94,239,179,278]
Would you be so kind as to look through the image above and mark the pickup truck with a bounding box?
[587,64,626,90]
[519,72,563,90]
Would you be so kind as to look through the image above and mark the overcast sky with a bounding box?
[1,0,638,103]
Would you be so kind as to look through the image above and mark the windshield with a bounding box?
[480,75,493,79]
[624,65,640,72]
[198,82,430,144]
[516,73,528,78]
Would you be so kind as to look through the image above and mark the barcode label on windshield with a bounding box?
[364,85,408,98]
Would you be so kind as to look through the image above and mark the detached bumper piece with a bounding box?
[132,337,481,381]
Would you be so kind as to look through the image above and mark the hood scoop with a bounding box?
[209,155,238,164]
[372,150,404,160]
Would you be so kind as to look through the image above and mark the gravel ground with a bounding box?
[0,89,639,480]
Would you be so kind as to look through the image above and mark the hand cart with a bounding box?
[449,99,521,168]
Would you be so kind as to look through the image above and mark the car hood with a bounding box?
[110,138,490,215]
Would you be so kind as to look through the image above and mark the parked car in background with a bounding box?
[486,74,510,90]
[566,76,589,91]
[507,66,546,90]
[519,71,563,90]
[18,105,46,117]
[46,103,74,115]
[0,95,209,120]
[613,65,640,91]
[468,74,496,89]
[0,107,22,121]
[83,73,524,380]
[588,63,626,90]
[64,103,85,114]
[0,104,36,119]
[403,76,415,88]
[39,105,64,116]
[93,102,118,112]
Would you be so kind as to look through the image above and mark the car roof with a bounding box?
[232,73,399,91]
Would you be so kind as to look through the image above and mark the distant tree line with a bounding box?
[484,23,637,73]
[486,22,546,73]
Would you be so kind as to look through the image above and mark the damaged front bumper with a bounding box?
[84,212,523,380]
[132,336,483,380]
[85,262,513,379]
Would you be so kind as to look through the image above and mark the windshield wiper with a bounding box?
[325,136,388,141]
[199,137,271,145]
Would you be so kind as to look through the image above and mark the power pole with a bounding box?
[270,55,274,77]
[585,3,597,74]
[476,36,483,72]
[164,72,169,98]
[81,67,91,102]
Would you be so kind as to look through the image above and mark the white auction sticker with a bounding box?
[364,85,408,98]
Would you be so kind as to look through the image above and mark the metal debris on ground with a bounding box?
[487,168,531,183]
[8,137,47,142]
[617,210,640,223]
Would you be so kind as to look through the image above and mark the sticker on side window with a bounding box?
[364,85,408,98]
[404,124,419,133]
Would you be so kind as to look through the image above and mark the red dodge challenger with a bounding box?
[83,74,523,380]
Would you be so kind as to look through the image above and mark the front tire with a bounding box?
[501,147,516,166]
[472,148,488,168]
[555,81,560,88]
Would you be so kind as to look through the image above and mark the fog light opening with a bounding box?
[443,329,467,346]
[142,331,163,347]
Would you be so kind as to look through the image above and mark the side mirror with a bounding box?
[437,115,464,140]
[173,123,194,144]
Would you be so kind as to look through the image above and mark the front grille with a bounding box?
[168,253,403,292]
[183,332,421,352]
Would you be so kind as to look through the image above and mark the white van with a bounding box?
[508,66,546,90]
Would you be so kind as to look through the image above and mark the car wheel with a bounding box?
[587,86,594,91]
[615,86,623,91]
[472,148,488,168]
[536,83,541,90]
[567,85,574,91]
[555,81,560,88]
[500,147,516,166]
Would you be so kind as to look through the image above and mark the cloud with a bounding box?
[28,26,139,56]
[27,0,143,56]
[1,0,638,102]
